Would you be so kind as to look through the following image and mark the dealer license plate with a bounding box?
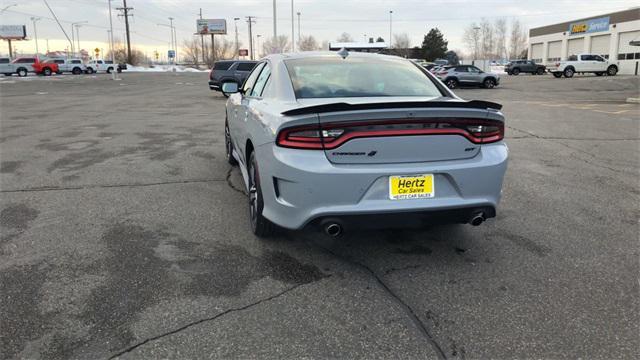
[389,174,434,200]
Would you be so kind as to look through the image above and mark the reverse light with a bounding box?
[277,119,504,150]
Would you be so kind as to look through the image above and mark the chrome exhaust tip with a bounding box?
[324,223,343,237]
[470,212,485,226]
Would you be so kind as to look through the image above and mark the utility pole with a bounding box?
[107,0,116,80]
[234,17,240,59]
[117,0,133,64]
[246,16,255,60]
[169,17,175,63]
[272,0,277,38]
[291,0,295,52]
[297,12,301,42]
[389,10,393,48]
[31,17,40,55]
[199,8,205,64]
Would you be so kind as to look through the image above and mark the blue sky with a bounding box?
[1,0,637,56]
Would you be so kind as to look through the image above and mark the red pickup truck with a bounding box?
[3,57,59,77]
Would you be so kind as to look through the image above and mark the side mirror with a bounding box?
[222,82,239,94]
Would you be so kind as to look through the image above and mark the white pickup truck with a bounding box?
[85,59,116,74]
[547,53,618,78]
[46,58,86,75]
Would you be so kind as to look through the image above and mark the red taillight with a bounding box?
[276,119,504,150]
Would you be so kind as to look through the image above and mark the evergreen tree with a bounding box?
[421,28,448,61]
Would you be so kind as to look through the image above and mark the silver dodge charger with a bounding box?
[222,51,508,237]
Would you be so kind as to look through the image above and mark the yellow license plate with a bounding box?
[389,174,435,200]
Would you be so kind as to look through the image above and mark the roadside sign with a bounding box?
[239,49,249,56]
[0,25,26,40]
[196,19,227,35]
[168,50,175,59]
[94,48,100,55]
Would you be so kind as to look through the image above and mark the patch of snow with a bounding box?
[124,64,208,73]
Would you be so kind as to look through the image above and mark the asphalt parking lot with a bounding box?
[1,71,639,359]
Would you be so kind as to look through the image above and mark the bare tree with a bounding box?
[298,35,319,51]
[494,18,508,61]
[463,22,481,60]
[479,18,495,59]
[107,37,148,65]
[263,35,290,55]
[336,32,353,42]
[182,38,202,65]
[509,18,528,60]
[393,33,410,48]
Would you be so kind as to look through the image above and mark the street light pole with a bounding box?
[272,0,277,38]
[168,17,175,63]
[75,24,83,55]
[473,26,481,61]
[234,17,240,59]
[30,17,41,56]
[291,0,295,52]
[107,0,116,80]
[70,21,87,57]
[389,10,393,48]
[256,34,262,57]
[297,12,301,42]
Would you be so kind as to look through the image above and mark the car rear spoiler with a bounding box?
[281,100,502,116]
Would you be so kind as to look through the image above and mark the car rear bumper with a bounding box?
[209,80,220,91]
[255,141,509,230]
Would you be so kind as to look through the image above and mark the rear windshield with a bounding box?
[284,57,443,99]
[0,58,9,64]
[213,61,233,70]
[236,62,257,71]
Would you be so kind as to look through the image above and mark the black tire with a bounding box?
[17,68,27,77]
[225,120,238,166]
[507,71,512,75]
[483,78,496,89]
[117,68,122,73]
[248,151,274,237]
[445,78,458,89]
[86,67,94,74]
[552,72,562,78]
[607,65,617,76]
[72,67,82,75]
[563,68,574,78]
[42,67,52,76]
[107,67,113,74]
[56,71,62,75]
[537,67,545,75]
[512,68,520,75]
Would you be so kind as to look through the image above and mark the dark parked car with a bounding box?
[208,60,258,96]
[505,60,546,75]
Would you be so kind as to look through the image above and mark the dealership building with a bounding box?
[528,8,640,75]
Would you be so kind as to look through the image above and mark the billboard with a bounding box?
[0,25,27,40]
[197,19,227,35]
[569,16,610,35]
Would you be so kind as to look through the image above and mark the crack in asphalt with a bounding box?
[308,239,447,360]
[0,179,224,193]
[108,282,308,359]
[505,125,632,174]
[225,166,248,195]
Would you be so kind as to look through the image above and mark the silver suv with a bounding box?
[436,65,501,89]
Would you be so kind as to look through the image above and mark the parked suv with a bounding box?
[436,65,500,89]
[209,60,258,96]
[505,60,546,75]
[45,58,86,75]
[86,59,116,74]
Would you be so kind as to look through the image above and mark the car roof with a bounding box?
[262,51,409,65]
